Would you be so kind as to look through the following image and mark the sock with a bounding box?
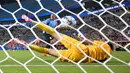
[22,15,55,35]
[34,22,55,35]
[29,44,49,54]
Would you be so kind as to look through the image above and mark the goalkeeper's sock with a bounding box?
[22,14,55,35]
[29,44,49,54]
[35,23,55,35]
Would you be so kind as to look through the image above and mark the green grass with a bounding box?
[0,51,130,73]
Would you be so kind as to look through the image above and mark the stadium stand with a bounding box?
[0,0,130,51]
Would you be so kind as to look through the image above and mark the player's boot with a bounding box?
[21,14,33,22]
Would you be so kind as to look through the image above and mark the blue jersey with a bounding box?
[43,18,57,28]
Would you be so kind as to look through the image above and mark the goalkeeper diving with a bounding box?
[22,15,112,62]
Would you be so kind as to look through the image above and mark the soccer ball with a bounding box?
[61,16,76,26]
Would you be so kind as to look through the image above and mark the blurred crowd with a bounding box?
[0,5,130,51]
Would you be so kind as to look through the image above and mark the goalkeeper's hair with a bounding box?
[107,42,113,51]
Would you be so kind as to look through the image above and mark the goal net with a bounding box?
[0,0,130,73]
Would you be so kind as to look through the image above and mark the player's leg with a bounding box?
[29,44,49,53]
[29,44,59,57]
[22,14,56,36]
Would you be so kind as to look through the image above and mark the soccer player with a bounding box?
[9,40,15,51]
[22,15,112,62]
[38,14,58,55]
[42,14,58,48]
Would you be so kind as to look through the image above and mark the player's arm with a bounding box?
[78,34,93,45]
[84,40,93,45]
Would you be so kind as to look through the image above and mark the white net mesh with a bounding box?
[0,0,130,73]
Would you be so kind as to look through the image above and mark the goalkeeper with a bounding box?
[22,15,112,62]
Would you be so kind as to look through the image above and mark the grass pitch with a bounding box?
[0,51,130,73]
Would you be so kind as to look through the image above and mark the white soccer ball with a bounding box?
[61,16,76,26]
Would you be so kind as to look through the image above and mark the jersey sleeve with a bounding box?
[42,18,50,24]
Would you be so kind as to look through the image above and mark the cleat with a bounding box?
[21,14,32,22]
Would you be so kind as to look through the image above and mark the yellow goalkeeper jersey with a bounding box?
[58,34,112,62]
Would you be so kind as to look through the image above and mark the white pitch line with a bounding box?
[0,69,3,73]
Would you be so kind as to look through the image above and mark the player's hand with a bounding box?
[21,14,32,22]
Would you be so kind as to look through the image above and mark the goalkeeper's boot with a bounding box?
[22,14,33,22]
